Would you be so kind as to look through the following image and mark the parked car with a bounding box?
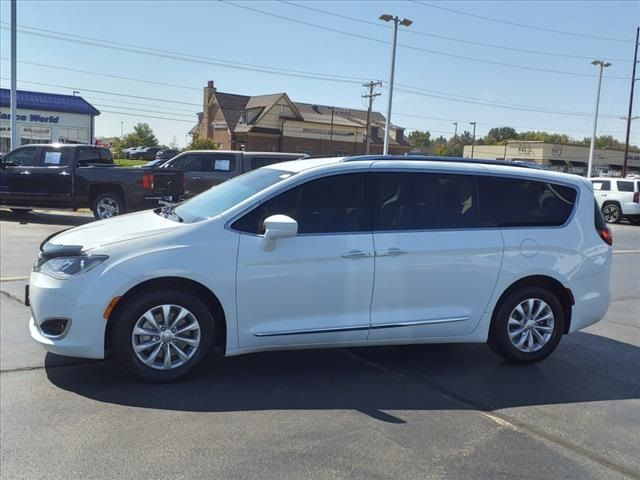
[122,146,144,159]
[0,144,183,219]
[160,150,305,197]
[591,176,640,224]
[27,155,612,382]
[155,149,180,161]
[130,147,162,161]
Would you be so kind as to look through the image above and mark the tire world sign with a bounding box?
[0,112,60,123]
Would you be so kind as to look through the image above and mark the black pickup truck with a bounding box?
[0,144,183,219]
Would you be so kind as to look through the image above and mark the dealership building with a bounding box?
[0,89,100,153]
[463,141,640,176]
[189,81,412,156]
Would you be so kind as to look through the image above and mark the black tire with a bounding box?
[602,202,621,224]
[112,289,215,382]
[488,286,565,364]
[92,192,125,220]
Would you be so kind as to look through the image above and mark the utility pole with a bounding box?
[362,81,382,154]
[588,60,612,178]
[469,121,477,158]
[10,0,18,150]
[622,27,639,177]
[329,107,335,155]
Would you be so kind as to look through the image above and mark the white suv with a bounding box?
[591,176,640,224]
[27,156,613,382]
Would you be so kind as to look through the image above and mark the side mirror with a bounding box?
[263,214,298,240]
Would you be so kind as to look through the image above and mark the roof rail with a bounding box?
[341,154,547,170]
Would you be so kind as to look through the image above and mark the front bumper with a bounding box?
[28,265,135,360]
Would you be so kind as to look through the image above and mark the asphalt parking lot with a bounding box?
[1,209,639,480]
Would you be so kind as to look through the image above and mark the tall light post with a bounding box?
[10,0,18,150]
[469,121,477,158]
[379,13,412,155]
[452,122,458,138]
[120,121,124,138]
[587,60,612,178]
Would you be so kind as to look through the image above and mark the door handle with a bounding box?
[341,249,370,259]
[19,171,31,175]
[192,176,201,180]
[58,171,71,176]
[377,248,408,257]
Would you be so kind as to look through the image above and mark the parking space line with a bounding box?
[0,276,29,282]
[613,250,640,254]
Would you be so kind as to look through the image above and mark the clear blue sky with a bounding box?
[1,0,638,147]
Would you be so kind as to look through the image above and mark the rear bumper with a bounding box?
[566,269,611,333]
[621,202,640,216]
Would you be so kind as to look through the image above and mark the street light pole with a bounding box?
[452,122,458,138]
[120,121,124,138]
[10,0,18,150]
[469,121,477,158]
[380,14,412,155]
[588,60,612,178]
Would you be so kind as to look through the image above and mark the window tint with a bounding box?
[99,148,113,163]
[167,154,203,171]
[232,173,366,234]
[203,154,236,172]
[592,180,610,191]
[617,181,634,192]
[4,147,39,166]
[77,147,102,164]
[477,176,577,227]
[41,147,72,167]
[373,172,479,230]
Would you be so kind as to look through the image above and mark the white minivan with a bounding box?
[28,156,613,382]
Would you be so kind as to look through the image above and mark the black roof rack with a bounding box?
[341,154,547,170]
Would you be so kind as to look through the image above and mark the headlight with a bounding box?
[34,255,108,280]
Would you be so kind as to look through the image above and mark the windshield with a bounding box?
[169,167,295,223]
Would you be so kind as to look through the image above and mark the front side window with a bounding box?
[617,181,634,192]
[373,172,479,230]
[478,176,577,227]
[232,173,366,234]
[3,146,39,166]
[204,154,236,172]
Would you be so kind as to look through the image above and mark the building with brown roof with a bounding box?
[189,81,412,156]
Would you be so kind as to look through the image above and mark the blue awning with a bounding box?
[0,88,100,116]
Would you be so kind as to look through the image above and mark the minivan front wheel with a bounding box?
[112,289,215,382]
[488,287,564,364]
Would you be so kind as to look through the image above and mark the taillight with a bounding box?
[633,191,639,203]
[598,227,613,246]
[142,173,154,190]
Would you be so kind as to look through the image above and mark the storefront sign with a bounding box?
[21,126,52,140]
[0,112,60,123]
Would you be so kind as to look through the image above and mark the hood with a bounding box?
[45,210,183,253]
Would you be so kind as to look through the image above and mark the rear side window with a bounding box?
[250,156,293,170]
[617,181,634,192]
[592,180,610,191]
[477,176,577,227]
[373,172,479,230]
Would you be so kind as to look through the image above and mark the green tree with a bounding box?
[132,123,159,147]
[186,135,218,151]
[485,126,518,144]
[408,130,432,148]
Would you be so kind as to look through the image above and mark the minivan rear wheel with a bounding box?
[112,289,215,382]
[488,286,564,364]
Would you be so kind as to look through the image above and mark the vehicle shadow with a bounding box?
[0,209,94,226]
[45,332,640,422]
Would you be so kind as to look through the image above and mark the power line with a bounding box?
[92,103,195,119]
[83,96,197,114]
[220,1,629,80]
[410,1,633,44]
[99,110,195,123]
[280,0,629,62]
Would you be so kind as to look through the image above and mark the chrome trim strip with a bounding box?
[253,324,369,337]
[252,316,469,337]
[371,316,469,329]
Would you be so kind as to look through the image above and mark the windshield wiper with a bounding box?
[159,205,183,223]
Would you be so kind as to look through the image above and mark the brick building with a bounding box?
[189,81,412,155]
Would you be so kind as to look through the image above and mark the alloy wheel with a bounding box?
[131,304,201,370]
[97,197,120,219]
[507,298,555,353]
[603,204,620,223]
